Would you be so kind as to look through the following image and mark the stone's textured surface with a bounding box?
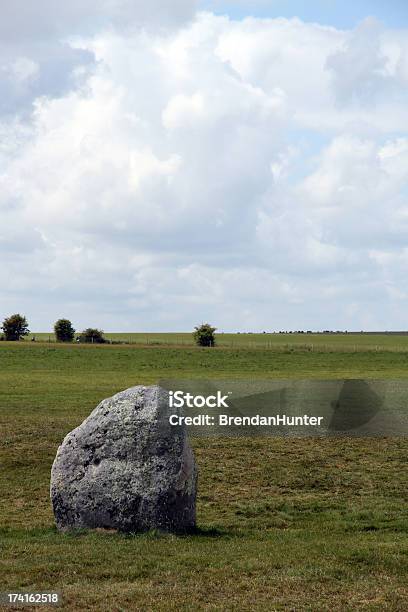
[50,385,197,533]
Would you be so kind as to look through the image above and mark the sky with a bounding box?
[201,1,408,29]
[1,1,408,332]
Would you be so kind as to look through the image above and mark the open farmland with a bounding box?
[0,340,407,610]
[26,331,408,352]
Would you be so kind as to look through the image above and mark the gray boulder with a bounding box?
[50,385,197,533]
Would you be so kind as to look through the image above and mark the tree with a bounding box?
[193,323,216,347]
[54,319,75,343]
[78,328,107,344]
[2,314,29,341]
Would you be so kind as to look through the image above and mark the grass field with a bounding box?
[26,331,408,352]
[1,341,408,610]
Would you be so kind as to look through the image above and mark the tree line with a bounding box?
[1,314,217,347]
[1,314,106,344]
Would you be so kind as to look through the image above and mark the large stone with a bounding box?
[50,385,197,532]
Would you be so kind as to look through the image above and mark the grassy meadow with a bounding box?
[27,331,408,352]
[1,339,408,610]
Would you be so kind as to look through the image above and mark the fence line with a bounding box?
[21,334,408,353]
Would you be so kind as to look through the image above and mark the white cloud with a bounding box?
[326,18,390,105]
[162,93,206,130]
[0,0,197,41]
[0,0,197,118]
[2,10,408,331]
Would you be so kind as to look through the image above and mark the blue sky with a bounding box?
[200,0,408,29]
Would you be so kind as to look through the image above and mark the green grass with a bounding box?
[26,331,408,352]
[1,342,408,610]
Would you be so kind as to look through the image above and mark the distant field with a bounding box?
[1,342,407,610]
[27,331,408,352]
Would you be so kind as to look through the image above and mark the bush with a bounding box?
[193,323,216,347]
[77,328,107,344]
[54,319,75,343]
[1,314,29,341]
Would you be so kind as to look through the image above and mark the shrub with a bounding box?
[1,314,29,341]
[77,328,107,344]
[193,323,216,347]
[54,319,75,343]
